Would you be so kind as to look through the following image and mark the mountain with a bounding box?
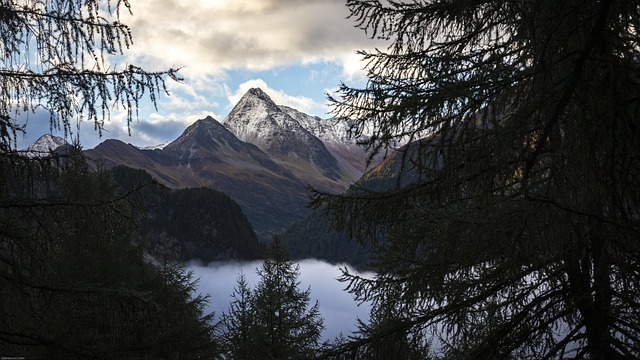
[283,136,437,267]
[83,88,369,241]
[23,134,69,157]
[109,165,262,262]
[161,116,311,239]
[277,105,366,184]
[222,88,365,192]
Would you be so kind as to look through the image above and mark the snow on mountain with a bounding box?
[278,103,370,179]
[222,87,361,149]
[23,134,69,157]
[83,88,374,241]
[222,88,342,181]
[222,88,311,146]
[21,89,376,242]
[277,105,357,144]
[136,141,170,150]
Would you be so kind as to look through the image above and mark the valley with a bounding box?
[25,87,376,265]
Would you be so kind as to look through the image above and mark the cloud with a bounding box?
[339,52,370,82]
[119,0,383,77]
[188,259,371,341]
[18,1,388,149]
[108,0,385,145]
[15,107,130,150]
[128,113,209,146]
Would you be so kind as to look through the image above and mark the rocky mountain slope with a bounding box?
[22,134,69,157]
[222,88,363,191]
[82,88,369,240]
[283,134,439,267]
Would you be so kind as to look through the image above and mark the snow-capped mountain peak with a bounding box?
[223,87,360,148]
[222,88,301,145]
[83,89,371,241]
[277,105,358,144]
[24,134,69,157]
[244,87,273,103]
[222,88,347,181]
[136,141,170,151]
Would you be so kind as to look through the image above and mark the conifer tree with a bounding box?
[315,1,640,358]
[0,0,218,357]
[221,237,324,359]
[0,149,218,358]
[0,0,179,149]
[221,273,257,360]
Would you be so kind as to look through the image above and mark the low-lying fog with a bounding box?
[188,259,373,341]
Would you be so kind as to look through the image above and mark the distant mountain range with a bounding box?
[26,88,369,241]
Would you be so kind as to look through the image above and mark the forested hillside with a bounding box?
[282,141,431,269]
[110,165,263,262]
[282,210,370,270]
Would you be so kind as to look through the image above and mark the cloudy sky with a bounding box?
[17,0,386,149]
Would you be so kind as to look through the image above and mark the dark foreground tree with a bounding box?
[0,150,218,358]
[221,237,324,359]
[220,273,258,360]
[335,283,431,360]
[0,0,219,357]
[315,1,640,359]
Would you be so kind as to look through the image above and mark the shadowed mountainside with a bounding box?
[85,88,370,240]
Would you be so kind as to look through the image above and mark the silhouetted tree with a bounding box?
[221,237,324,359]
[315,1,640,359]
[0,150,218,358]
[0,0,179,150]
[221,273,257,360]
[0,1,223,357]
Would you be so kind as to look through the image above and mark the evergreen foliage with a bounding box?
[0,0,180,148]
[167,187,262,260]
[221,273,256,360]
[282,209,371,270]
[0,150,218,358]
[0,1,220,357]
[315,1,640,359]
[221,237,325,359]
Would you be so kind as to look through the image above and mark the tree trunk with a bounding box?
[566,217,614,359]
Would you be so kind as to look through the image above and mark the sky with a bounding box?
[188,259,372,341]
[16,0,387,150]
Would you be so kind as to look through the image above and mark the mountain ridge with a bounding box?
[222,88,343,184]
[79,88,369,240]
[22,134,69,157]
